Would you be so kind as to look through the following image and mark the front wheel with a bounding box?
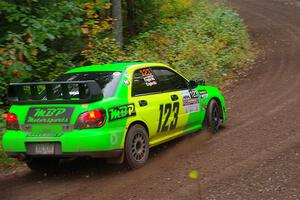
[206,99,222,133]
[125,124,149,169]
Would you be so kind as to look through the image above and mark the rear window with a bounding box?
[57,71,121,98]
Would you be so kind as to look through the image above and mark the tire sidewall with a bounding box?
[125,124,149,169]
[207,99,221,133]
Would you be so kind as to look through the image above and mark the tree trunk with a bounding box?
[112,0,123,47]
[126,0,135,36]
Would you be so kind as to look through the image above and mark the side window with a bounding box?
[132,68,160,96]
[152,68,189,92]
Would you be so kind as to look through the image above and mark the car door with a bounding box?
[152,67,202,134]
[130,67,172,145]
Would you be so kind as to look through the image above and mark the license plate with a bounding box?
[27,143,55,155]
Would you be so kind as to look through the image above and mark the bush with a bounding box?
[0,121,17,167]
[0,1,85,98]
[82,38,126,65]
[126,1,253,84]
[85,0,253,85]
[123,0,192,36]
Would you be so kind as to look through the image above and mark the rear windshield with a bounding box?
[57,71,122,98]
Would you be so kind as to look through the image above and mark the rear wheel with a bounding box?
[207,99,222,133]
[26,158,60,173]
[125,124,149,169]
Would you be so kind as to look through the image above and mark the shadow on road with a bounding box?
[0,128,214,186]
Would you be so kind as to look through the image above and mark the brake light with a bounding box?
[74,109,106,129]
[6,113,20,130]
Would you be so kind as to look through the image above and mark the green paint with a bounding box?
[108,104,136,121]
[34,108,66,117]
[66,62,143,74]
[2,62,226,159]
[27,117,69,123]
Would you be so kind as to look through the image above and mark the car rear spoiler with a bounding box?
[7,80,103,105]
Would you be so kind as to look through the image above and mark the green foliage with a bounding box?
[123,0,192,35]
[82,38,125,64]
[30,53,76,81]
[86,0,253,85]
[0,140,17,167]
[0,0,254,167]
[159,0,193,20]
[0,0,195,99]
[127,1,253,84]
[0,0,85,98]
[0,122,17,166]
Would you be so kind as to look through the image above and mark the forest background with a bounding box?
[0,0,253,165]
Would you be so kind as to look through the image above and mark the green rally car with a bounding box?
[3,62,226,170]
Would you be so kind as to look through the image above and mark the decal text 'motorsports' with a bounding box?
[108,103,136,121]
[25,107,74,124]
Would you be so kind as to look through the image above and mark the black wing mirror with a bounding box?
[189,80,198,88]
[189,79,205,88]
[197,79,205,86]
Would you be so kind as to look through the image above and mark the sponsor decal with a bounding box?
[108,103,136,121]
[124,73,130,78]
[139,68,152,77]
[180,90,200,113]
[189,89,199,98]
[110,133,118,144]
[123,80,130,85]
[201,94,208,98]
[139,68,157,86]
[198,90,207,95]
[70,91,79,95]
[181,90,191,100]
[183,102,199,113]
[27,133,63,137]
[25,107,74,124]
[113,72,122,77]
[143,75,157,86]
[198,90,208,98]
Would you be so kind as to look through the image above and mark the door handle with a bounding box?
[139,100,148,107]
[171,95,178,101]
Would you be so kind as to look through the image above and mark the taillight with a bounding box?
[74,109,106,130]
[6,113,21,130]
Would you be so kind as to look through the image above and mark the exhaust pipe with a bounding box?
[17,153,26,161]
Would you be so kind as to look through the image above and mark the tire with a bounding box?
[26,158,60,173]
[125,124,149,169]
[206,99,222,133]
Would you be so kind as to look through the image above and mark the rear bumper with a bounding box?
[6,149,123,159]
[2,128,125,157]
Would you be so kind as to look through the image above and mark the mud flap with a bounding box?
[106,151,124,164]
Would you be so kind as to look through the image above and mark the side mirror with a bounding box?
[189,79,205,88]
[189,80,198,88]
[197,79,205,86]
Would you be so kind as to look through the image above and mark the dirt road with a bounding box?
[1,0,300,199]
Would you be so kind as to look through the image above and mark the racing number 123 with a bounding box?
[157,102,179,133]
